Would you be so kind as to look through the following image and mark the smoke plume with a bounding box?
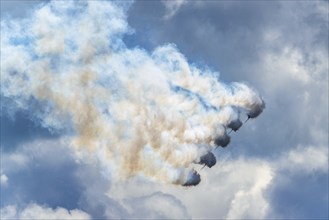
[1,1,264,186]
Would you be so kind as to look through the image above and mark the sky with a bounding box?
[0,0,328,219]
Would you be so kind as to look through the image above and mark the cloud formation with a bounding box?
[1,204,91,220]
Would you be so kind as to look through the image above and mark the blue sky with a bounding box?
[1,0,328,219]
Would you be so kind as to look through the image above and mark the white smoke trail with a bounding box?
[1,1,264,185]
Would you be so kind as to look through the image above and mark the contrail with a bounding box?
[0,1,265,186]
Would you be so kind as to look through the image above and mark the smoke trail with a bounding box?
[1,1,264,186]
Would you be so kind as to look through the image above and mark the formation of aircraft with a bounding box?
[182,107,264,187]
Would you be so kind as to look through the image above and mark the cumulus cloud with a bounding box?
[0,204,91,220]
[1,0,264,186]
[178,158,274,219]
[225,162,273,219]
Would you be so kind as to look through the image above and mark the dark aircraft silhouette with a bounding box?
[227,119,243,132]
[214,133,231,148]
[198,152,216,168]
[183,169,201,186]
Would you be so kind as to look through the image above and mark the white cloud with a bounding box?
[0,204,91,220]
[259,1,328,88]
[1,136,327,219]
[2,152,29,173]
[185,158,273,219]
[226,162,273,219]
[277,145,328,173]
[162,0,188,20]
[1,173,8,186]
[106,144,327,219]
[262,46,311,84]
[1,138,77,174]
[123,191,190,219]
[107,157,274,219]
